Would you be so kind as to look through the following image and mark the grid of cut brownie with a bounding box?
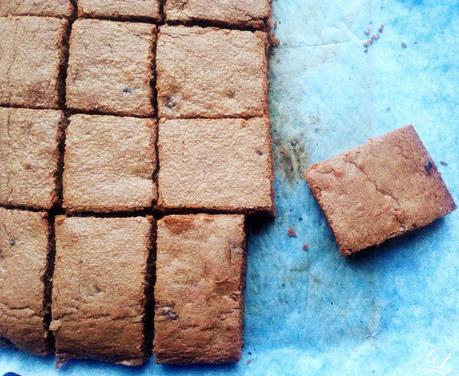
[0,0,274,367]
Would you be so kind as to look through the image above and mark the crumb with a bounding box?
[401,42,407,49]
[8,239,15,247]
[287,227,297,237]
[248,351,252,355]
[246,359,252,366]
[378,24,384,33]
[303,243,309,251]
[371,34,380,41]
[364,29,371,36]
[440,161,448,166]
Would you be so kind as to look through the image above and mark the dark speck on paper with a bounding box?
[288,228,298,237]
[401,42,407,49]
[440,161,448,166]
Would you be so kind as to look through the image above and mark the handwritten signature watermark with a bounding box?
[424,350,455,375]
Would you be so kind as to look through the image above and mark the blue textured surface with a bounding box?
[1,0,458,375]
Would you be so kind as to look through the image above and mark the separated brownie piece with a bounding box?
[78,0,160,21]
[66,19,155,117]
[158,118,274,214]
[157,26,268,119]
[305,126,456,256]
[51,216,153,366]
[0,17,68,109]
[155,214,246,364]
[63,114,156,213]
[165,0,271,30]
[0,208,52,355]
[0,108,64,210]
[0,1,73,17]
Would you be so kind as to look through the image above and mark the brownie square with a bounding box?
[0,0,73,17]
[0,107,64,209]
[305,125,456,256]
[0,208,51,355]
[155,214,246,364]
[165,0,271,29]
[0,17,68,109]
[63,114,156,213]
[78,0,160,21]
[157,117,274,214]
[156,26,268,119]
[66,19,155,117]
[51,216,153,366]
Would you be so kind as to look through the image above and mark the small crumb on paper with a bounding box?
[287,227,298,237]
[303,243,309,251]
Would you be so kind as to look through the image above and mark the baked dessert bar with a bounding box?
[305,125,456,256]
[155,214,246,364]
[51,216,153,365]
[0,208,52,355]
[63,114,156,213]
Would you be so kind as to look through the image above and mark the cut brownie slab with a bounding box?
[0,208,51,355]
[66,19,155,117]
[51,216,153,366]
[63,114,156,213]
[0,17,68,109]
[157,26,268,119]
[78,0,160,21]
[0,1,73,17]
[165,0,271,30]
[305,125,456,256]
[155,214,246,364]
[157,118,274,214]
[0,107,64,210]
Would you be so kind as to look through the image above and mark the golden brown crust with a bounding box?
[0,0,73,17]
[77,0,160,20]
[156,26,268,119]
[0,107,64,209]
[0,208,50,355]
[0,17,68,109]
[51,216,153,366]
[66,19,156,117]
[154,214,246,364]
[305,125,457,256]
[165,0,271,29]
[157,117,274,214]
[63,114,156,213]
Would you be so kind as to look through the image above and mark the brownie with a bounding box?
[66,19,155,117]
[0,208,51,355]
[155,214,246,364]
[165,0,271,29]
[0,107,64,209]
[0,16,68,109]
[157,117,274,214]
[305,125,457,256]
[78,0,160,21]
[156,26,268,119]
[0,0,73,17]
[63,114,156,213]
[51,216,153,366]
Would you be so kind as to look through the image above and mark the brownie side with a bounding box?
[0,208,51,355]
[77,0,160,20]
[0,17,68,109]
[0,0,73,17]
[51,216,153,366]
[66,19,155,117]
[63,114,156,213]
[0,107,64,209]
[165,0,271,29]
[154,214,246,364]
[157,117,274,215]
[305,125,456,255]
[156,26,268,119]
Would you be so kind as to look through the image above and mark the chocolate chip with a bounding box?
[122,87,133,94]
[256,149,263,156]
[424,160,434,174]
[8,239,15,247]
